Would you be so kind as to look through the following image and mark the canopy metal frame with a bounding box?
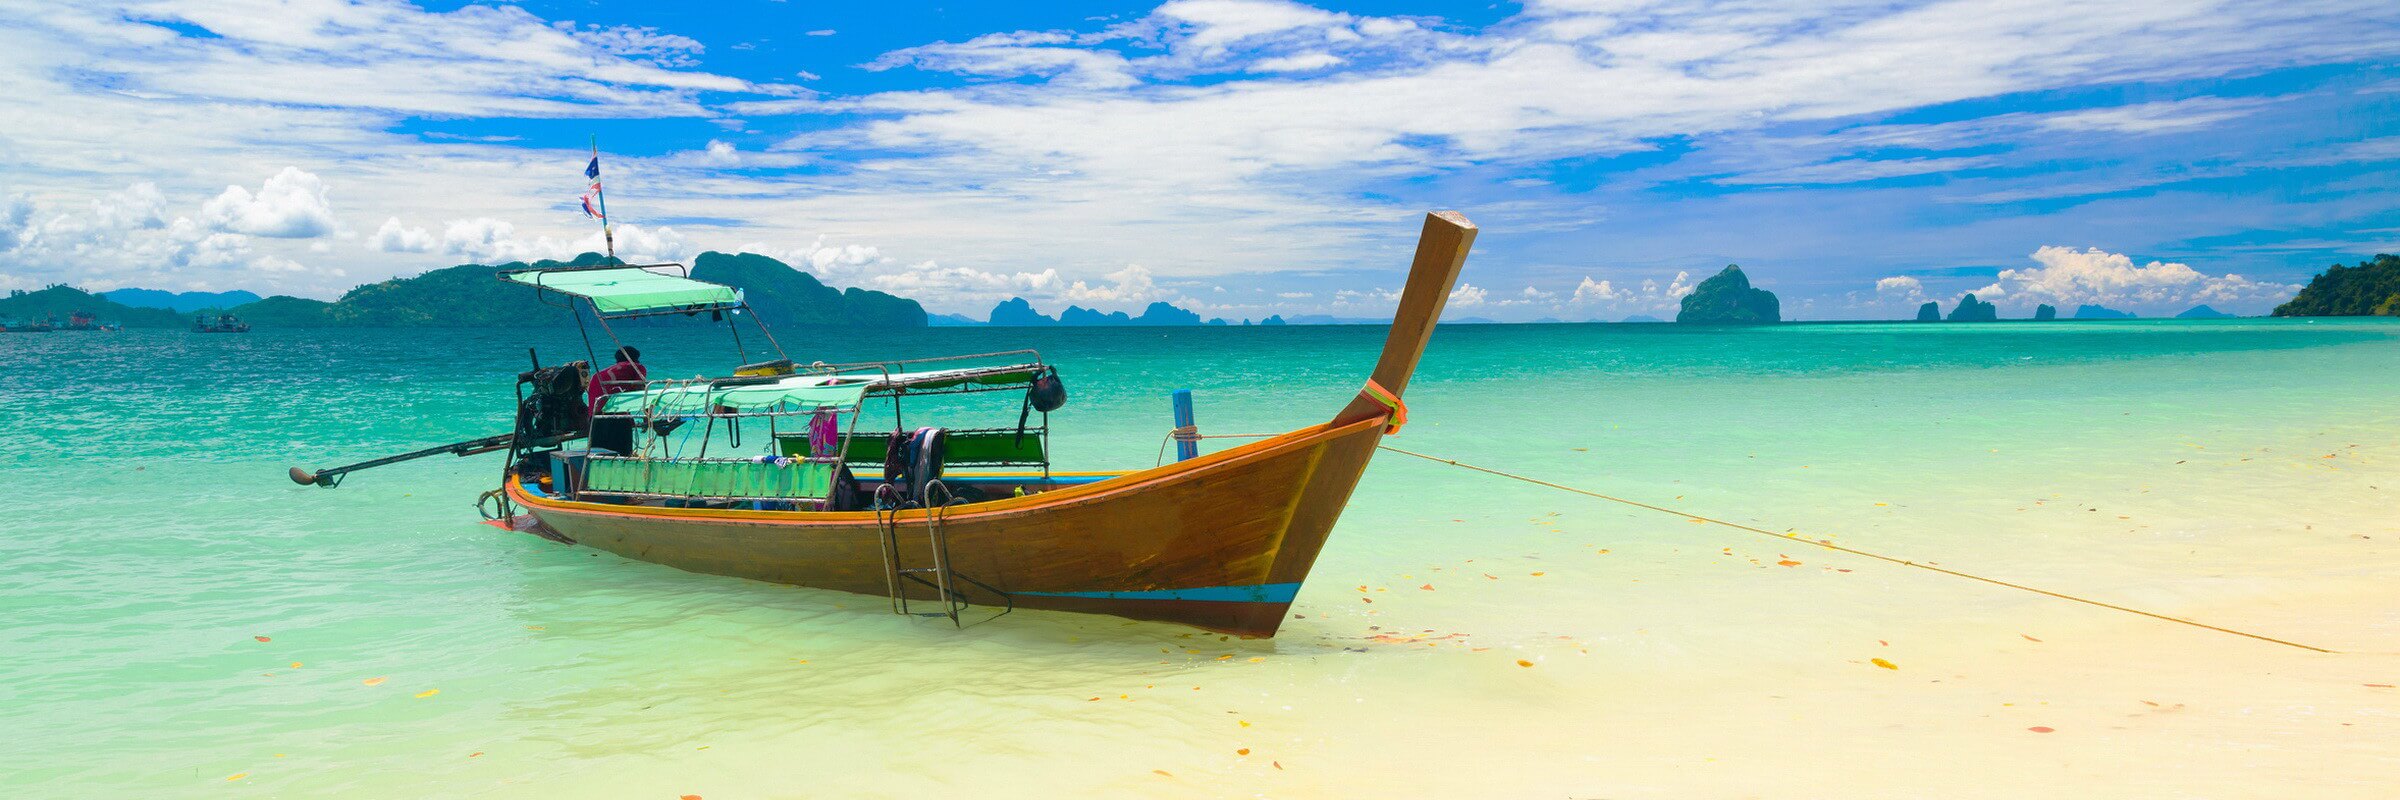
[496,262,789,367]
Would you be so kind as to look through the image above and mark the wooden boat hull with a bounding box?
[509,417,1389,637]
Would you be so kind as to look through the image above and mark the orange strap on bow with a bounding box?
[1360,379,1408,435]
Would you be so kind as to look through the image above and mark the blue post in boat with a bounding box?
[1171,388,1198,462]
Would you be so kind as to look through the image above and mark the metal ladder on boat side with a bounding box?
[874,481,1013,627]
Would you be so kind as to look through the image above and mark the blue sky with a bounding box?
[1,0,2395,320]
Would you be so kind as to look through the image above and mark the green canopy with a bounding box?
[502,267,738,314]
[596,364,1044,416]
[601,377,872,415]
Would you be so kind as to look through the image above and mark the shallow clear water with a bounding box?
[4,319,2397,797]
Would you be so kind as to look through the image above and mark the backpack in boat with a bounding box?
[1015,365,1066,445]
[906,427,948,505]
[880,427,947,506]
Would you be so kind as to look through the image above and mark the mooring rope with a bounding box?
[1374,444,2336,654]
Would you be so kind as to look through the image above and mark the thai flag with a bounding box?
[580,194,602,219]
[585,157,600,179]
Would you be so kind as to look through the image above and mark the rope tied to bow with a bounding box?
[1359,379,1408,435]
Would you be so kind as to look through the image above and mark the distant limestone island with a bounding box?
[2272,253,2400,316]
[1675,265,1780,323]
[957,297,1286,327]
[1,251,929,330]
[1911,297,2231,321]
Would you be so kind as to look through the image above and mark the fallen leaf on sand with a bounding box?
[1237,748,1250,755]
[2027,726,2055,733]
[1776,560,1801,567]
[468,752,483,758]
[2022,634,2043,642]
[2367,684,2394,689]
[416,689,440,698]
[1359,597,1372,604]
[1530,572,1545,577]
[682,795,703,800]
[1274,761,1284,770]
[362,677,386,686]
[254,636,271,643]
[1419,584,1434,591]
[290,662,303,668]
[1239,720,1250,727]
[1870,658,1898,670]
[1516,660,1534,667]
[1153,770,1174,778]
[227,773,248,781]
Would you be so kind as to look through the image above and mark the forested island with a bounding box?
[3,252,928,329]
[1676,265,1780,323]
[2273,254,2400,316]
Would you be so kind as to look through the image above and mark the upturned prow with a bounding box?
[1335,211,1476,428]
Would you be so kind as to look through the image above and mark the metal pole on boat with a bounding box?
[1171,389,1198,462]
[591,136,616,261]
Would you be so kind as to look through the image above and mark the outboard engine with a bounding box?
[515,360,592,445]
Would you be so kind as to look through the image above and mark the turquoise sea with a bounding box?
[5,320,2398,797]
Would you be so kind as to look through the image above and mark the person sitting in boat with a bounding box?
[587,346,649,454]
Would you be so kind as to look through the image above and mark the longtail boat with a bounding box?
[306,212,1474,637]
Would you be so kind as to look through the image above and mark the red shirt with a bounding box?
[587,361,649,414]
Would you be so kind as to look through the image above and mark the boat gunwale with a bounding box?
[508,416,1384,527]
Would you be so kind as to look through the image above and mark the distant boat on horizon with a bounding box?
[192,312,250,333]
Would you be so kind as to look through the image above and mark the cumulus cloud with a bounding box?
[867,261,1064,311]
[1874,275,1929,302]
[1447,283,1488,306]
[1571,276,1627,303]
[199,167,337,238]
[1987,246,2299,313]
[732,236,889,278]
[368,217,434,252]
[1061,265,1163,305]
[434,217,686,264]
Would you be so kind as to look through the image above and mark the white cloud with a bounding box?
[434,217,687,264]
[368,217,434,252]
[1874,275,1927,300]
[2034,98,2267,135]
[867,261,1064,311]
[560,23,705,68]
[1251,52,1344,72]
[1447,283,1487,306]
[1720,157,1995,186]
[733,236,889,278]
[1989,246,2300,313]
[1061,265,1163,305]
[198,167,337,238]
[1571,276,1627,303]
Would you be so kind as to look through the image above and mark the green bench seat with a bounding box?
[775,429,1047,467]
[584,456,835,500]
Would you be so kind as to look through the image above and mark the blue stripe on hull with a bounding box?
[1013,582,1301,604]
